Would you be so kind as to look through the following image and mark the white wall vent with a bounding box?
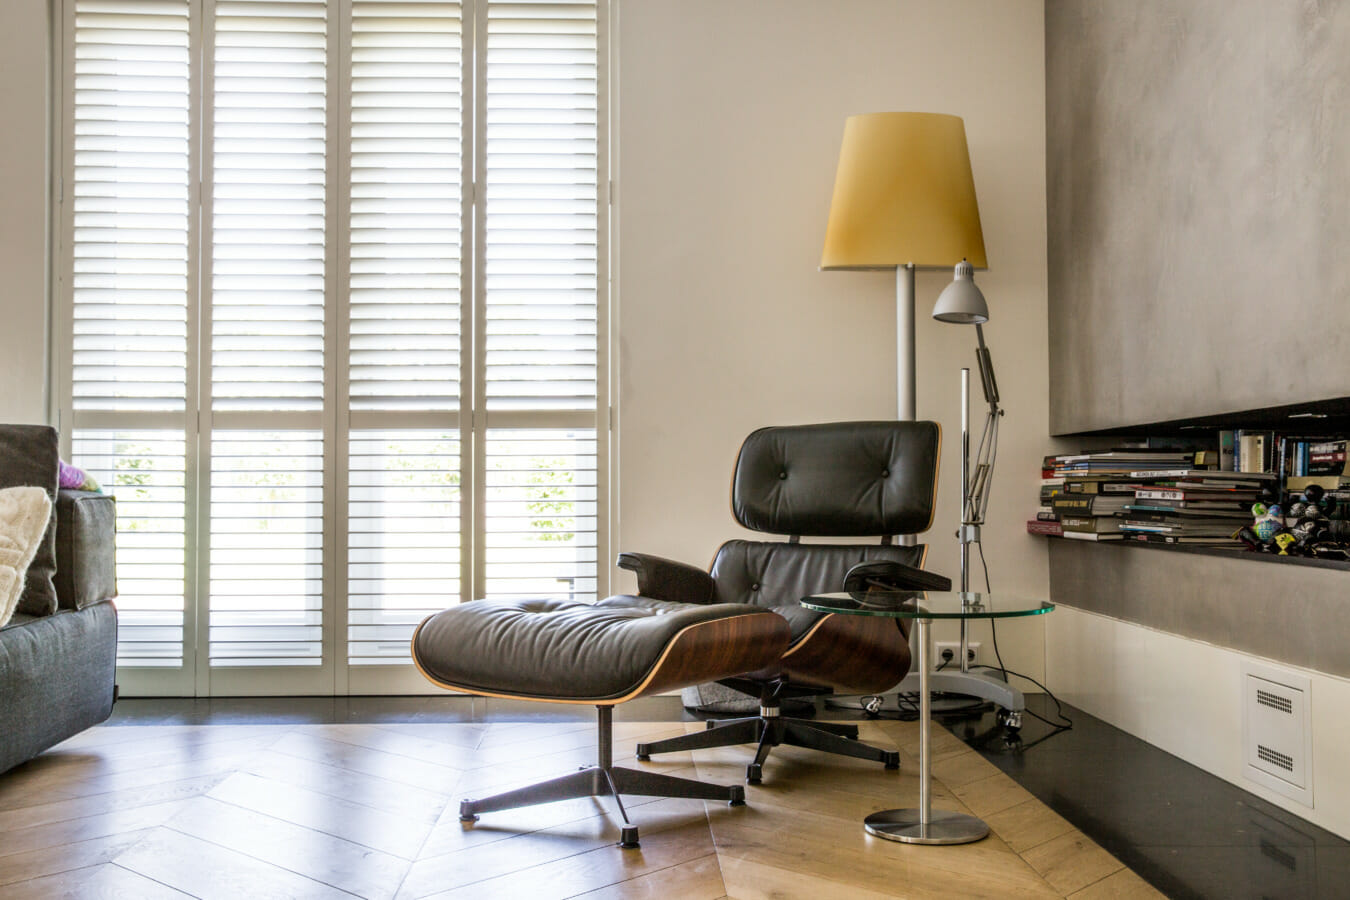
[1242,662,1313,807]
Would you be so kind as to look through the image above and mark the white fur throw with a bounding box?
[0,486,53,628]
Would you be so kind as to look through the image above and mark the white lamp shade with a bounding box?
[932,260,988,324]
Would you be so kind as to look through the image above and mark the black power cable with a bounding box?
[977,543,1073,731]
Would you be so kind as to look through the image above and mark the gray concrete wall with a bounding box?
[1046,0,1350,435]
[1049,540,1350,677]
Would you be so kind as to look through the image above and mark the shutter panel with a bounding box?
[483,1,598,411]
[210,0,328,412]
[347,431,461,664]
[70,0,191,412]
[69,1,193,673]
[349,0,464,412]
[345,2,466,664]
[72,431,188,667]
[209,431,325,665]
[483,428,596,602]
[206,2,328,670]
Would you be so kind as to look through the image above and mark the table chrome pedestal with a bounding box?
[801,590,1053,846]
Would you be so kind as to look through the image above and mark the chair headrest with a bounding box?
[731,421,941,537]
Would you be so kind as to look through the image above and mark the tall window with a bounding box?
[57,0,608,696]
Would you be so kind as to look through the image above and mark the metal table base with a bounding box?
[868,616,989,845]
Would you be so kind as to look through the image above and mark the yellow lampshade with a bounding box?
[821,112,986,270]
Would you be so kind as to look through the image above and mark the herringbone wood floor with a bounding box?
[0,717,1164,899]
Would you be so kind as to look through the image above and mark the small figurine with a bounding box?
[1252,503,1284,543]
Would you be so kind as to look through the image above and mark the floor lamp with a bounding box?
[821,113,1025,724]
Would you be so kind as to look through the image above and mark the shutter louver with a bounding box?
[349,0,464,412]
[483,1,598,411]
[483,429,597,602]
[71,0,191,412]
[209,431,325,665]
[347,431,461,664]
[210,0,327,412]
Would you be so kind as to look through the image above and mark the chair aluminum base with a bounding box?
[636,707,899,784]
[863,808,990,845]
[459,706,745,848]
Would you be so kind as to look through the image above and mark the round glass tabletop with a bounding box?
[800,590,1053,620]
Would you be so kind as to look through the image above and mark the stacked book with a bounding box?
[1117,472,1271,545]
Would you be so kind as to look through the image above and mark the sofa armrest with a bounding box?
[55,490,117,611]
[616,552,716,604]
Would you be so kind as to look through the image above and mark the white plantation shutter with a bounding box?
[483,1,598,411]
[68,1,193,677]
[210,0,328,412]
[347,432,461,664]
[72,431,188,667]
[70,0,191,413]
[204,1,329,674]
[349,0,463,413]
[209,431,325,665]
[59,0,607,694]
[344,1,465,667]
[484,429,596,602]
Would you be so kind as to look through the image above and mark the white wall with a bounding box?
[614,0,1052,676]
[0,0,51,425]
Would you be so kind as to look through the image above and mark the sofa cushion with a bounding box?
[0,425,60,616]
[0,487,53,629]
[56,491,117,610]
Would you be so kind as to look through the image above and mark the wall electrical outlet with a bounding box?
[934,641,982,665]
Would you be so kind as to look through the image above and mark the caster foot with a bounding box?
[458,800,479,824]
[728,785,746,807]
[635,744,650,761]
[883,751,900,770]
[746,764,762,785]
[619,825,640,849]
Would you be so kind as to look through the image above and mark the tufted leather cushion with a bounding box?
[708,540,926,646]
[732,421,940,537]
[412,597,777,702]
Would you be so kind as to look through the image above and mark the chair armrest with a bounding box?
[842,560,952,593]
[616,552,716,604]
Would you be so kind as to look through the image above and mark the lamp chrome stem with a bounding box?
[897,263,916,421]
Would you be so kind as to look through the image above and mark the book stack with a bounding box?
[1117,472,1271,545]
[1029,450,1199,541]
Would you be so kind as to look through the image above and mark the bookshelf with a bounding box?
[1033,399,1350,569]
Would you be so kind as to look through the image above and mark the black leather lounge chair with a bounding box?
[615,420,950,783]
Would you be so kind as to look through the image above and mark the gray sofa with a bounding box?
[0,425,118,775]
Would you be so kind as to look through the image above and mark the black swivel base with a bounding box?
[636,702,900,784]
[458,705,745,848]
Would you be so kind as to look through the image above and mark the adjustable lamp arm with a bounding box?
[965,323,1003,527]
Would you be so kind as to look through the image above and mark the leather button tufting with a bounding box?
[882,469,890,477]
[778,471,787,479]
[751,583,760,591]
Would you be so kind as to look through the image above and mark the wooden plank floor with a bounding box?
[0,718,1165,899]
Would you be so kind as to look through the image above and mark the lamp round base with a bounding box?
[864,808,990,845]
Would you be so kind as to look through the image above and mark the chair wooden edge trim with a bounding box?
[409,611,790,706]
[778,612,911,695]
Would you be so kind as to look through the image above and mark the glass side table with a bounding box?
[801,590,1054,845]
